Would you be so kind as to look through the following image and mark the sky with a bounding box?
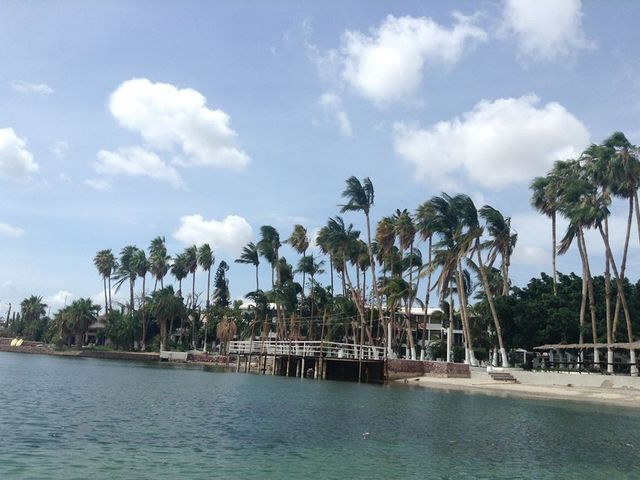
[1,0,640,316]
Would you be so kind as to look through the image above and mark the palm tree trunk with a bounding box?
[255,264,259,291]
[598,224,638,375]
[108,276,112,311]
[365,213,385,357]
[191,272,196,310]
[456,259,476,366]
[552,211,557,296]
[206,268,211,308]
[329,253,334,294]
[422,236,433,358]
[578,229,600,366]
[613,197,633,341]
[102,276,108,315]
[475,241,509,367]
[604,217,614,372]
[129,279,134,317]
[575,229,588,361]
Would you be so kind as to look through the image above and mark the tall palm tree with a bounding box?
[340,176,383,345]
[415,201,436,357]
[530,176,559,295]
[479,206,517,296]
[258,226,281,288]
[428,194,479,366]
[171,253,188,299]
[132,249,149,309]
[93,249,116,314]
[114,245,140,316]
[557,162,603,366]
[235,242,260,291]
[316,226,335,294]
[149,236,171,291]
[197,244,215,308]
[183,245,198,309]
[286,224,309,294]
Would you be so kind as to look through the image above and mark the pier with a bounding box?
[227,340,386,383]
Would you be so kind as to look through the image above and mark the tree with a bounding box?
[183,245,198,310]
[197,244,215,308]
[235,242,260,291]
[287,224,309,294]
[149,286,184,351]
[479,206,517,297]
[213,261,231,309]
[258,226,281,288]
[19,295,48,340]
[93,249,116,314]
[114,245,140,316]
[530,175,559,295]
[340,176,382,351]
[64,298,100,347]
[171,253,188,298]
[149,236,171,291]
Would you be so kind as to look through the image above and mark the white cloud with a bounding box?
[12,81,54,95]
[0,128,39,180]
[0,222,25,237]
[336,14,486,105]
[109,78,250,170]
[45,290,75,310]
[93,146,184,189]
[318,92,352,136]
[501,0,593,61]
[393,94,590,190]
[84,178,111,191]
[173,214,253,254]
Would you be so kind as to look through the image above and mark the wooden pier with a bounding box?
[227,340,386,383]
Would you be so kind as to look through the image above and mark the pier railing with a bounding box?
[227,340,385,360]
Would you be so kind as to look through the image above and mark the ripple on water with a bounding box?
[1,352,640,479]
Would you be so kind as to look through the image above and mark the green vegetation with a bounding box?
[2,132,638,372]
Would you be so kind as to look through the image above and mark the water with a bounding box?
[0,352,639,479]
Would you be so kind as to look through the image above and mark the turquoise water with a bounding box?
[0,352,639,479]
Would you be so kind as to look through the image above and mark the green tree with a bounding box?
[235,242,260,291]
[197,243,215,308]
[93,249,116,313]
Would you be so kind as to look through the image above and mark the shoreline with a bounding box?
[398,375,640,409]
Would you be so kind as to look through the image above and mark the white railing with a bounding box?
[227,340,385,360]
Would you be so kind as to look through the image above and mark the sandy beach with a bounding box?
[399,374,640,409]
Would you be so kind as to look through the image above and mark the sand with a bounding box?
[398,375,640,408]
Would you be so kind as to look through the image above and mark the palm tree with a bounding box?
[235,242,260,291]
[340,176,383,344]
[183,246,198,309]
[20,295,47,340]
[114,245,140,316]
[65,298,100,347]
[393,208,417,359]
[171,253,188,298]
[415,201,436,358]
[530,175,559,295]
[150,286,184,351]
[149,236,171,291]
[557,162,603,366]
[479,206,517,296]
[93,249,116,313]
[428,194,478,366]
[132,249,149,308]
[287,224,309,293]
[197,244,215,308]
[257,226,281,287]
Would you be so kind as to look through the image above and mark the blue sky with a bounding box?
[1,0,639,314]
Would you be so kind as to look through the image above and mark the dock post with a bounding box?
[301,357,305,378]
[285,358,290,377]
[235,355,240,373]
[272,356,277,375]
[314,359,318,379]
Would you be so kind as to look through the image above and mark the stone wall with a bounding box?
[387,359,470,380]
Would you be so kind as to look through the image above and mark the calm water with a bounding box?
[1,352,639,479]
